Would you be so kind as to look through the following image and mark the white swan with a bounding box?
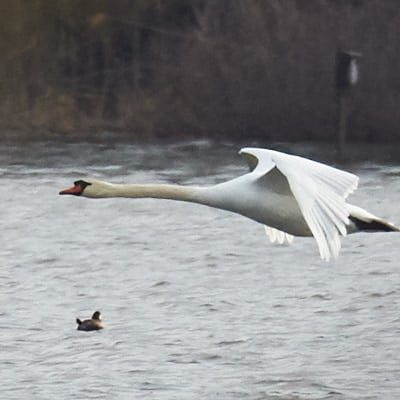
[59,147,398,261]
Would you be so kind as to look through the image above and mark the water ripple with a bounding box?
[1,142,400,399]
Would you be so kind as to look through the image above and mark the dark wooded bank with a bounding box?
[1,1,399,142]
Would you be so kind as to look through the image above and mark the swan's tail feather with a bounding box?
[349,216,400,232]
[348,204,400,233]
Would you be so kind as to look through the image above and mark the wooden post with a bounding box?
[335,50,361,160]
[336,92,348,160]
[132,28,141,91]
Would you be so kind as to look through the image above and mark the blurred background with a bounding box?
[2,0,400,144]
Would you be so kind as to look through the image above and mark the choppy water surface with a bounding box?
[1,141,400,399]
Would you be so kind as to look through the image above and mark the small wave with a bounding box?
[369,270,393,276]
[167,353,200,364]
[151,280,170,287]
[368,290,396,298]
[217,338,248,346]
[200,303,218,311]
[196,352,222,361]
[311,293,333,301]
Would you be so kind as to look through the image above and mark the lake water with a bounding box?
[1,141,400,399]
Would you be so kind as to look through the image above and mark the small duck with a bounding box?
[76,311,104,331]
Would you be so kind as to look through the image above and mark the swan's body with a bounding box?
[60,147,398,261]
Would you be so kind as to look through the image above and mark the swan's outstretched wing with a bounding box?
[240,147,359,261]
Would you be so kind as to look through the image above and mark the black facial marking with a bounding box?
[74,180,92,189]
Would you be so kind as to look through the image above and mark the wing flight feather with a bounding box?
[240,148,359,261]
[264,225,294,245]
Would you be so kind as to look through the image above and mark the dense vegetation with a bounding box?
[1,0,400,142]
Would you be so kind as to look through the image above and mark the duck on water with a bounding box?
[76,311,104,331]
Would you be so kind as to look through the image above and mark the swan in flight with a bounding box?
[60,147,398,261]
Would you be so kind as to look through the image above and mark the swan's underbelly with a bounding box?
[195,184,312,237]
[233,193,312,237]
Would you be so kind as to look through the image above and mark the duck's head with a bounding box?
[91,311,102,321]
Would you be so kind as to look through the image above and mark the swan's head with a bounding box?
[59,179,114,198]
[59,180,92,196]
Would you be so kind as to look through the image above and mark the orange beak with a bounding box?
[59,183,83,195]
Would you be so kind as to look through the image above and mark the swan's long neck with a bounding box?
[87,182,204,203]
